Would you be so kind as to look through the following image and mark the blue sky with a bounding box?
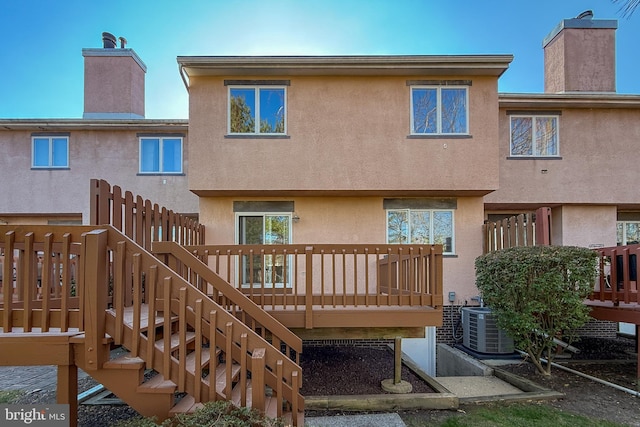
[1,0,638,119]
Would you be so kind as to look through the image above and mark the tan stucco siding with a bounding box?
[189,75,500,194]
[487,107,640,206]
[199,195,485,301]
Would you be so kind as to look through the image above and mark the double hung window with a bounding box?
[510,115,559,157]
[387,209,454,253]
[139,136,183,174]
[32,135,69,168]
[411,86,468,135]
[228,86,286,135]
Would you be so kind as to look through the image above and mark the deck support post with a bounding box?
[394,336,402,384]
[57,364,78,427]
[381,337,412,393]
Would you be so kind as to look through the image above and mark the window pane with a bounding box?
[625,223,640,245]
[265,215,289,244]
[162,138,182,173]
[33,138,49,166]
[259,88,285,134]
[441,88,467,133]
[410,211,430,243]
[52,137,68,167]
[617,223,624,246]
[535,117,558,156]
[412,89,437,133]
[230,88,256,133]
[511,117,533,155]
[140,138,160,172]
[387,210,408,243]
[433,211,453,252]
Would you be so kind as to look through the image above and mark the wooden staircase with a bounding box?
[0,225,304,426]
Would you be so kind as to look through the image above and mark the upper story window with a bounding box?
[139,136,183,174]
[410,86,468,135]
[228,86,286,135]
[510,115,559,157]
[32,135,69,168]
[387,209,454,254]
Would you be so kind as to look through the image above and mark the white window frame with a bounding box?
[235,212,293,288]
[386,208,455,254]
[509,115,560,157]
[410,86,469,135]
[138,136,183,174]
[31,136,69,168]
[227,86,287,135]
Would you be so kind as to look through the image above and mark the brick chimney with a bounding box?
[82,32,147,119]
[543,11,617,93]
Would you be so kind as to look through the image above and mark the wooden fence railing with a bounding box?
[591,243,640,305]
[0,225,303,422]
[171,243,443,329]
[90,179,205,251]
[483,207,551,254]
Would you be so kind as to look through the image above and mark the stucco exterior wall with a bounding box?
[486,107,640,207]
[199,195,485,300]
[544,27,616,93]
[0,128,198,223]
[552,205,617,248]
[188,75,500,195]
[84,54,146,117]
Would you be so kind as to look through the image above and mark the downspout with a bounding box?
[178,64,189,92]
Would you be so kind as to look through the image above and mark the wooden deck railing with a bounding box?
[152,241,303,362]
[171,243,443,329]
[90,179,205,251]
[590,243,640,304]
[483,207,551,254]
[0,225,303,420]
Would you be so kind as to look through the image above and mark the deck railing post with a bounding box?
[81,229,109,371]
[305,246,313,329]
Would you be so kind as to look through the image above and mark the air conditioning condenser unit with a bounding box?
[462,307,514,354]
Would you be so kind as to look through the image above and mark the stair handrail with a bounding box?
[152,241,302,360]
[99,227,304,416]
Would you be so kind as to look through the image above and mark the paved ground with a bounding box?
[0,365,88,393]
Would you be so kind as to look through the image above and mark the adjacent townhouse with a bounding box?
[0,33,198,226]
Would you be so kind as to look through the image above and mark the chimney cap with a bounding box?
[118,36,127,48]
[576,10,594,19]
[102,32,117,49]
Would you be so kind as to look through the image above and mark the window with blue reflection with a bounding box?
[411,86,468,135]
[32,136,69,168]
[139,137,182,173]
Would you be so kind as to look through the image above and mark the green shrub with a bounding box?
[475,245,597,375]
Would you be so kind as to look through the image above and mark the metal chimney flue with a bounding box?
[102,32,117,48]
[119,37,127,48]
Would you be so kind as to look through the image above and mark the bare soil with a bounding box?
[9,336,639,426]
[304,336,640,427]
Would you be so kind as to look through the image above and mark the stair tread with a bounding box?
[203,363,241,396]
[154,331,196,352]
[169,395,204,416]
[137,374,177,394]
[107,305,177,331]
[184,347,214,371]
[103,353,145,370]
